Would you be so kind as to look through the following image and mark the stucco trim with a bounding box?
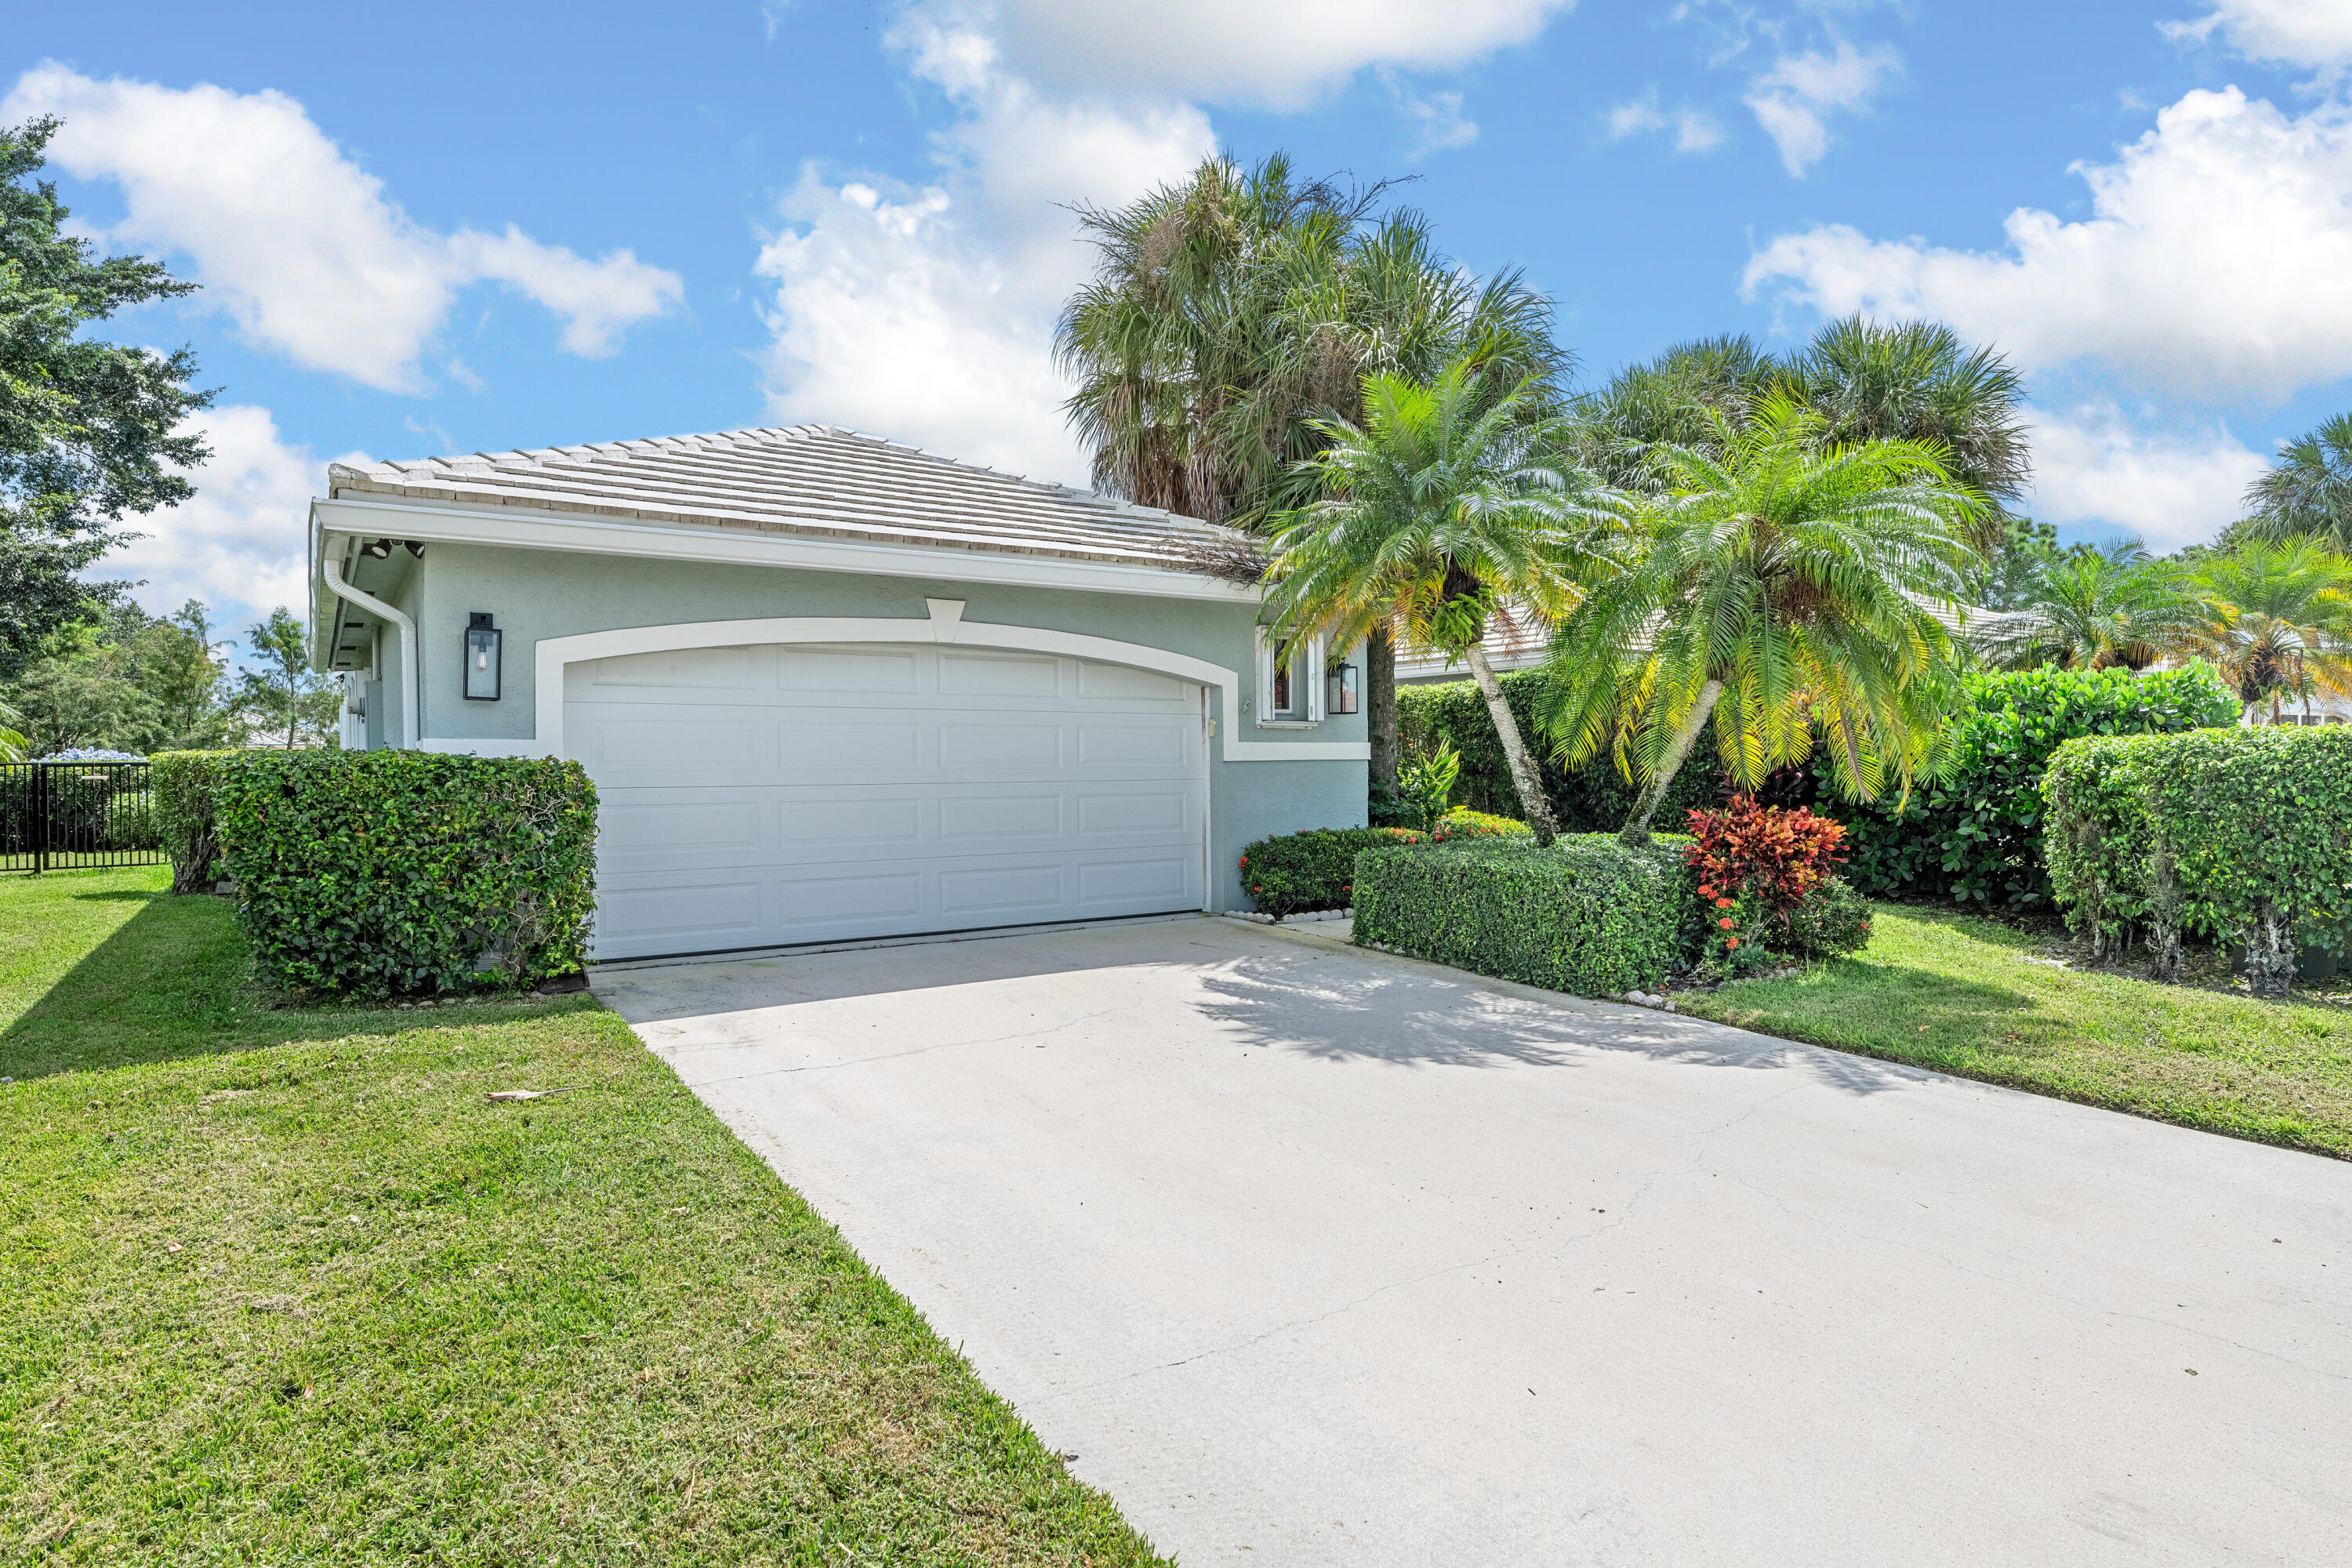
[527,609,1370,764]
[314,495,1258,604]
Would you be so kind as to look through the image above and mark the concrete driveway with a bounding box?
[596,915,2352,1566]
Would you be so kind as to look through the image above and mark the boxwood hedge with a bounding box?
[216,750,598,996]
[151,750,230,893]
[1240,826,1427,917]
[2044,724,2352,996]
[1352,834,1695,996]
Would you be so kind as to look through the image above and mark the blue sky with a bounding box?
[11,0,2352,643]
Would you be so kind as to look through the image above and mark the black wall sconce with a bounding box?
[1327,660,1359,716]
[464,612,503,700]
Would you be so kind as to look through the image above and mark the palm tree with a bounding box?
[1537,394,1985,845]
[1980,540,2201,671]
[1566,334,1770,491]
[0,697,24,764]
[2240,412,2352,550]
[2180,539,2352,724]
[1261,362,1613,845]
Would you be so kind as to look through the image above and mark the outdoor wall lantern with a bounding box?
[1328,660,1359,717]
[463,612,503,701]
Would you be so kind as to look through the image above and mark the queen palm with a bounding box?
[1981,540,2200,671]
[2180,539,2352,723]
[1537,394,1985,845]
[1261,362,1611,845]
[2240,412,2352,550]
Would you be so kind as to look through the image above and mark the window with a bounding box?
[1256,631,1325,726]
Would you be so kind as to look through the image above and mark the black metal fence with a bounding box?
[0,761,167,873]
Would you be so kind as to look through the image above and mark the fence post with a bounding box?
[32,764,45,876]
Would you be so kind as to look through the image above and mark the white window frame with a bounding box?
[1255,630,1325,728]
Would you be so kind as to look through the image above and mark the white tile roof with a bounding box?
[326,423,1212,572]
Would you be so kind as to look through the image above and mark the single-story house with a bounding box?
[307,424,1367,960]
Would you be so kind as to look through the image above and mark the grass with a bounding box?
[1678,902,2352,1159]
[0,866,1168,1566]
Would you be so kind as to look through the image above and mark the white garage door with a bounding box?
[567,641,1207,960]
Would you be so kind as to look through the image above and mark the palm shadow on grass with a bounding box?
[1,884,583,1081]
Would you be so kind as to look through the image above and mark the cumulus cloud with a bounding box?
[895,0,1575,111]
[1744,87,2352,403]
[2024,403,2269,550]
[1604,91,1728,153]
[4,64,684,392]
[1744,39,1902,176]
[2162,0,2352,72]
[97,405,360,634]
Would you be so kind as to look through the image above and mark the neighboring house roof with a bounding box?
[325,423,1212,572]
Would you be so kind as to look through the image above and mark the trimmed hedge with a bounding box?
[1828,662,2235,909]
[216,750,598,995]
[2045,724,2352,996]
[1396,668,1723,833]
[152,750,230,893]
[1352,834,1694,996]
[1240,826,1426,917]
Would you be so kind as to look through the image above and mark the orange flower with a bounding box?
[1715,897,1736,909]
[1718,916,1735,929]
[1725,936,1740,949]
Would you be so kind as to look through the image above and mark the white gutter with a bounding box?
[320,553,419,750]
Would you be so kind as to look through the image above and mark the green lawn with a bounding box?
[1679,902,2352,1159]
[0,866,1166,1566]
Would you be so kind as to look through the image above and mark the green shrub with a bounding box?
[1240,826,1425,917]
[216,750,598,996]
[151,750,230,893]
[2044,724,2352,996]
[1772,877,1874,959]
[1396,670,1722,833]
[1828,662,2235,909]
[1429,808,1530,842]
[1352,834,1695,995]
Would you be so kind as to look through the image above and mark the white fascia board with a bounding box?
[312,493,1261,604]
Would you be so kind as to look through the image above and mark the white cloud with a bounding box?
[2163,0,2352,72]
[1743,87,2352,402]
[4,64,684,392]
[1604,91,1728,153]
[1385,73,1480,156]
[2024,402,2268,550]
[99,405,360,635]
[755,69,1212,481]
[895,0,1575,111]
[1744,38,1901,176]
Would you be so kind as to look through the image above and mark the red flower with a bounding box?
[1240,856,1249,866]
[1715,897,1736,909]
[1726,936,1740,949]
[1718,916,1735,930]
[1697,884,1715,899]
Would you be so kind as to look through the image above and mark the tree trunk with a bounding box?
[1619,679,1725,847]
[2245,902,2296,999]
[1367,626,1399,793]
[1463,644,1560,847]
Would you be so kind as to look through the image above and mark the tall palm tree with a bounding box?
[1566,334,1770,491]
[1261,362,1613,845]
[2180,539,2352,724]
[1056,153,1566,793]
[1537,394,1986,844]
[2240,412,2352,550]
[1980,540,2201,671]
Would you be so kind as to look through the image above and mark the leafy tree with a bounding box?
[1975,517,2096,610]
[1537,395,1984,844]
[130,601,235,750]
[1980,539,2202,672]
[2238,412,2352,550]
[0,118,212,665]
[1055,151,1564,789]
[2,598,234,753]
[1261,361,1610,845]
[236,607,338,749]
[2179,539,2352,724]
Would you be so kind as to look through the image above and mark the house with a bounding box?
[307,425,1367,961]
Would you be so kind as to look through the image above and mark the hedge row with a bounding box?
[1352,835,1695,996]
[1825,662,2235,909]
[213,750,597,995]
[1395,668,1722,833]
[2044,724,2352,996]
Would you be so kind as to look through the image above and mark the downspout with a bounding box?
[321,553,419,750]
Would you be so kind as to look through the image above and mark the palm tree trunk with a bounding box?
[1367,626,1399,793]
[1462,644,1560,847]
[1619,679,1725,847]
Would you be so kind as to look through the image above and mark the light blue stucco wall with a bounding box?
[364,540,1365,912]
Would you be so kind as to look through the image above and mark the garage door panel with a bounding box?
[571,643,1204,959]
